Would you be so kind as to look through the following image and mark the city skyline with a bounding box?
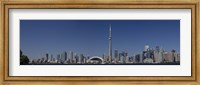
[23,45,179,65]
[20,20,180,60]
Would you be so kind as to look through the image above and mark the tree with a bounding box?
[20,50,30,65]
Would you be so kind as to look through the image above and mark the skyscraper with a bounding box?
[57,54,61,63]
[171,49,176,62]
[108,24,112,62]
[64,51,67,61]
[61,52,67,63]
[114,49,118,63]
[70,51,73,63]
[121,51,127,64]
[163,52,174,62]
[119,53,123,63]
[78,54,84,64]
[154,46,163,63]
[102,53,106,62]
[45,53,49,62]
[50,54,53,61]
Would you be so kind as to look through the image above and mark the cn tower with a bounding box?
[108,24,112,62]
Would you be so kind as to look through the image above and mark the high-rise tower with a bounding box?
[108,24,112,62]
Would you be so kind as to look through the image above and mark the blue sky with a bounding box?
[20,20,180,60]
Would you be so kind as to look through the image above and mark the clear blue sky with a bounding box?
[20,20,180,60]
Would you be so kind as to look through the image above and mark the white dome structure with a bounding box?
[87,56,104,64]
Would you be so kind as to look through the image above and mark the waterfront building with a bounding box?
[83,57,86,64]
[175,53,180,62]
[118,53,121,63]
[45,53,49,63]
[41,58,45,63]
[69,51,73,63]
[120,51,128,64]
[163,52,174,62]
[74,53,78,64]
[114,49,118,63]
[154,46,163,63]
[125,52,128,63]
[102,53,106,62]
[135,54,140,63]
[154,51,163,63]
[57,54,61,63]
[139,53,143,63]
[36,59,41,64]
[61,52,67,63]
[64,52,67,61]
[50,54,53,61]
[78,54,84,64]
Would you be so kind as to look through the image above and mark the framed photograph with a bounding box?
[1,0,199,85]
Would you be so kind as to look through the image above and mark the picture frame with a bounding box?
[0,0,199,85]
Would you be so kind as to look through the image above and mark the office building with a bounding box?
[163,52,173,62]
[69,51,73,63]
[64,52,67,61]
[45,53,49,62]
[57,54,61,63]
[50,54,53,61]
[114,49,118,63]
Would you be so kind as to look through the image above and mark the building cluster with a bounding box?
[104,45,180,64]
[29,24,180,65]
[30,51,88,64]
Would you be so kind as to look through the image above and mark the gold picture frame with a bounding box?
[0,0,199,85]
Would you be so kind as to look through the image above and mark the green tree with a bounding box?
[20,50,30,65]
